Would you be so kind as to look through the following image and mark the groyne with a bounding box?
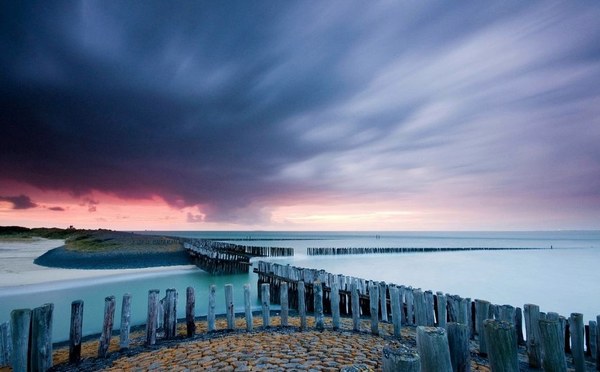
[1,261,599,371]
[182,239,293,274]
[306,246,551,256]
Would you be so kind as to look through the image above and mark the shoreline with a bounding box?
[34,245,192,270]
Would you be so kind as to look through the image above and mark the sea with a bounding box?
[1,230,599,342]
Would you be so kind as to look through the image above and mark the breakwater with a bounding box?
[255,260,600,370]
[2,260,599,371]
[183,239,293,274]
[306,246,551,256]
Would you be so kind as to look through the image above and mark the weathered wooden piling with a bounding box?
[425,291,435,326]
[164,288,177,339]
[351,281,360,331]
[515,307,525,345]
[447,322,470,372]
[474,299,490,355]
[539,318,568,372]
[414,289,427,326]
[0,321,10,368]
[297,281,307,330]
[280,282,289,326]
[589,320,597,360]
[379,282,388,322]
[436,292,447,329]
[459,298,470,330]
[208,285,216,332]
[331,282,341,330]
[416,326,452,372]
[405,289,414,326]
[10,309,31,372]
[382,342,420,372]
[185,287,195,337]
[390,286,402,337]
[120,294,131,349]
[569,312,585,372]
[243,284,253,331]
[98,296,116,358]
[524,303,542,368]
[225,284,235,330]
[261,283,270,328]
[146,289,159,345]
[483,319,519,372]
[69,300,83,364]
[369,282,379,335]
[31,303,54,371]
[314,281,324,330]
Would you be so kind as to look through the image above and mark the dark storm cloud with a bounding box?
[0,195,38,210]
[47,206,65,211]
[1,1,599,224]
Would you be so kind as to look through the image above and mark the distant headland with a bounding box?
[0,226,192,269]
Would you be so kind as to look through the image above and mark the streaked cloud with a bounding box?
[0,1,598,229]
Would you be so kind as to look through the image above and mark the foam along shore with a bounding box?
[0,237,196,289]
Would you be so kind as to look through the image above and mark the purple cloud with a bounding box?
[0,194,38,210]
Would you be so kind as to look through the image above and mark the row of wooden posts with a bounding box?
[185,239,294,258]
[0,282,512,372]
[183,239,294,274]
[2,261,599,371]
[256,260,600,371]
[306,246,548,256]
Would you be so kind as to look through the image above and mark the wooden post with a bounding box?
[458,298,469,327]
[298,281,307,330]
[499,305,515,324]
[370,282,379,335]
[69,300,83,364]
[98,296,116,358]
[436,292,447,329]
[524,304,542,368]
[569,313,585,372]
[515,307,525,345]
[120,294,132,349]
[225,284,235,330]
[314,281,325,330]
[414,289,427,326]
[243,284,253,331]
[10,309,31,372]
[146,289,159,345]
[484,319,519,372]
[539,318,568,372]
[351,280,360,331]
[425,291,435,326]
[379,282,388,322]
[416,326,453,372]
[261,283,270,328]
[406,289,414,326]
[31,303,54,371]
[390,286,402,338]
[208,285,216,332]
[280,282,289,326]
[382,342,420,372]
[447,322,470,372]
[0,321,10,368]
[589,320,597,360]
[331,281,341,330]
[474,299,490,355]
[164,288,177,339]
[186,287,195,337]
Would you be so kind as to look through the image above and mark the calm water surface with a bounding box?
[1,231,599,342]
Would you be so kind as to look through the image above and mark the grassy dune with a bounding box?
[1,226,192,269]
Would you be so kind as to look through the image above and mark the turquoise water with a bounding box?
[1,230,599,342]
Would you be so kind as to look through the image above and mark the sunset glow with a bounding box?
[1,2,599,231]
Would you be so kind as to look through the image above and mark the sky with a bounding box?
[1,1,599,231]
